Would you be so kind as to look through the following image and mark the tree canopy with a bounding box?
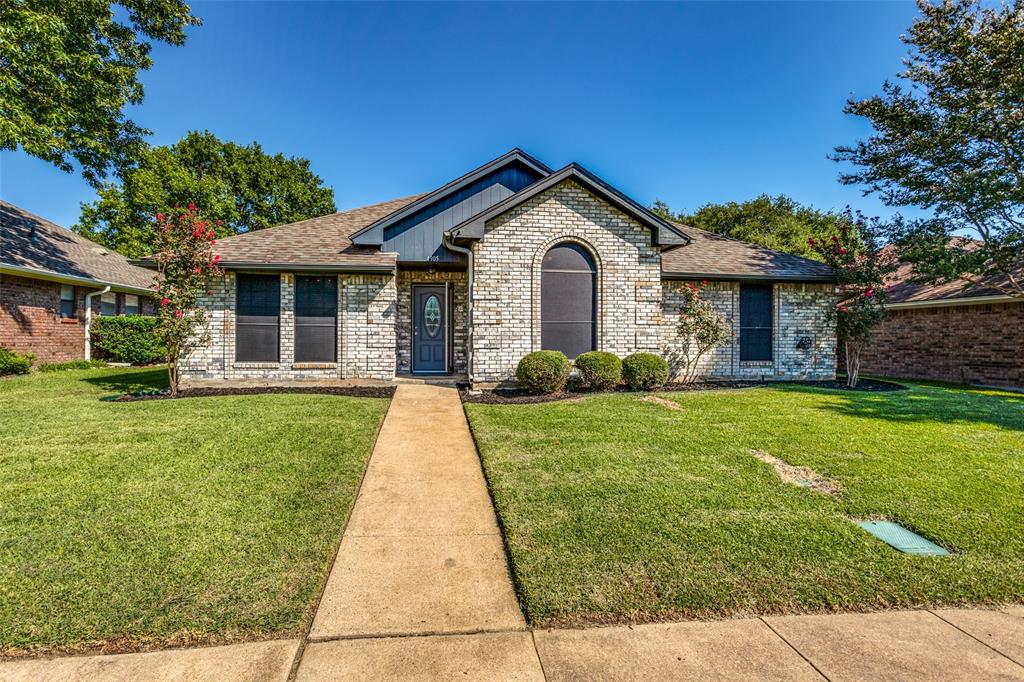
[74,131,337,258]
[834,0,1023,299]
[652,195,840,260]
[0,0,200,185]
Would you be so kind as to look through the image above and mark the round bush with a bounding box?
[516,351,571,394]
[574,351,622,391]
[622,352,669,390]
[0,347,34,376]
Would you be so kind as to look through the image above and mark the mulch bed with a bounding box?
[109,385,396,402]
[461,377,906,404]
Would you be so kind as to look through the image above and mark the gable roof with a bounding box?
[0,201,155,293]
[660,221,836,282]
[185,195,423,271]
[351,149,552,247]
[447,163,690,248]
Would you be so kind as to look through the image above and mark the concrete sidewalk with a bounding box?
[2,385,1022,681]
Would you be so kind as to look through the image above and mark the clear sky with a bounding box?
[1,1,925,229]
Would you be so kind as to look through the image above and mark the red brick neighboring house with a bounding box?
[858,258,1023,390]
[1,201,156,364]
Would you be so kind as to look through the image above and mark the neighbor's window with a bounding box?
[124,294,140,316]
[236,273,280,362]
[100,291,117,316]
[294,275,338,363]
[739,283,773,362]
[59,284,76,318]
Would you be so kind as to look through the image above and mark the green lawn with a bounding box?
[465,381,1024,626]
[0,368,388,655]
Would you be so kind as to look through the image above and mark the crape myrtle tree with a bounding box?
[674,282,732,383]
[834,0,1024,299]
[152,204,221,396]
[0,1,200,185]
[809,211,894,388]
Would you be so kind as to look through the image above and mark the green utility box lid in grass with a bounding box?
[857,520,950,556]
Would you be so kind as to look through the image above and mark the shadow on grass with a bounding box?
[772,382,1024,433]
[83,368,169,395]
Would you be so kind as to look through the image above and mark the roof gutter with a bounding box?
[84,286,110,361]
[660,271,837,284]
[0,263,153,296]
[133,261,397,274]
[443,233,474,386]
[886,293,1018,310]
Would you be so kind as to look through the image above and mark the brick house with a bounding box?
[856,259,1023,390]
[1,201,156,364]
[142,150,838,388]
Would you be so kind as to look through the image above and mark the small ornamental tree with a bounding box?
[152,203,222,395]
[808,211,894,388]
[675,282,731,382]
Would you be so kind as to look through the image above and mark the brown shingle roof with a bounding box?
[661,222,836,281]
[882,244,1020,304]
[1,201,155,291]
[203,194,424,268]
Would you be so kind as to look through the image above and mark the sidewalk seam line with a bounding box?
[759,618,833,682]
[285,390,397,682]
[306,626,528,644]
[530,630,550,682]
[928,610,1024,669]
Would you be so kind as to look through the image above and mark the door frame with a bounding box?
[411,282,451,375]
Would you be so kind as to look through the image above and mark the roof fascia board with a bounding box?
[661,270,837,283]
[0,262,154,296]
[350,149,552,246]
[217,262,396,274]
[886,293,1017,309]
[447,164,690,247]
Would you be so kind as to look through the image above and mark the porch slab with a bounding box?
[0,639,299,682]
[764,610,1024,681]
[934,609,1024,665]
[533,618,823,682]
[295,632,543,681]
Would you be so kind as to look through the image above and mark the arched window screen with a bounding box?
[541,243,596,359]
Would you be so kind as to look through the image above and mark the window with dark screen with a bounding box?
[294,275,338,363]
[739,283,773,362]
[236,274,280,362]
[541,243,596,359]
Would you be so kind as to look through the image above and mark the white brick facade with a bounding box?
[179,271,396,386]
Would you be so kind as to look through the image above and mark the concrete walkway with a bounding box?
[2,385,1022,680]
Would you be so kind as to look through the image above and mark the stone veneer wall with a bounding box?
[180,271,396,385]
[661,281,837,381]
[471,179,663,383]
[395,269,468,375]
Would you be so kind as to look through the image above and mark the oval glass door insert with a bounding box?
[424,295,441,337]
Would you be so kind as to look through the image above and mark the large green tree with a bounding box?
[834,0,1023,299]
[0,1,200,185]
[653,195,840,260]
[75,131,337,257]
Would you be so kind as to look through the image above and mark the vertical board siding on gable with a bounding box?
[382,162,540,263]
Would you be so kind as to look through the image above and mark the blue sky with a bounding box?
[1,1,924,229]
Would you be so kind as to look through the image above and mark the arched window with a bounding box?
[541,243,596,358]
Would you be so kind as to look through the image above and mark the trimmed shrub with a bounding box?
[0,347,34,376]
[38,359,108,372]
[574,351,622,391]
[622,352,669,390]
[516,351,571,394]
[91,316,166,365]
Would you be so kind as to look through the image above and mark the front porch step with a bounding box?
[394,373,468,386]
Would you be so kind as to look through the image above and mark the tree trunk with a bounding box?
[167,349,178,397]
[845,340,861,388]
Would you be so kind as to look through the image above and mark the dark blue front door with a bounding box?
[413,285,447,373]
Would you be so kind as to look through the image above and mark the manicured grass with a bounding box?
[465,381,1024,626]
[0,368,389,654]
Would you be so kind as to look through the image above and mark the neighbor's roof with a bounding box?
[661,221,836,282]
[182,195,425,271]
[0,200,155,292]
[884,251,1020,305]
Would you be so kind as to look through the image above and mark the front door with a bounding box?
[413,285,447,373]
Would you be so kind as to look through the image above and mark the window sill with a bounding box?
[292,362,337,370]
[58,318,80,325]
[740,361,773,368]
[233,362,280,369]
